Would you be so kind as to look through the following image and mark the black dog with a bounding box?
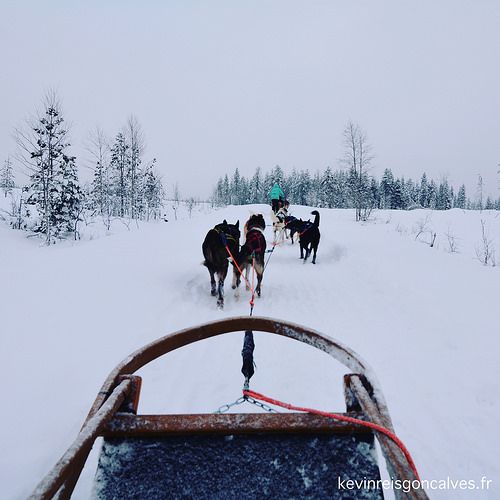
[284,215,305,244]
[299,210,320,264]
[202,219,240,308]
[233,214,267,297]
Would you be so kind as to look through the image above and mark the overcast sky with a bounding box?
[1,1,499,198]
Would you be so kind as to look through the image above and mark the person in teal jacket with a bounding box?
[270,183,285,212]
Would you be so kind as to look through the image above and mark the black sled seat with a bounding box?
[93,413,382,499]
[29,317,428,500]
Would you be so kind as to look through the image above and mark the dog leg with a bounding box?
[217,266,227,309]
[256,272,263,297]
[312,245,318,264]
[231,267,238,290]
[245,265,250,291]
[232,264,241,297]
[304,244,311,262]
[217,279,224,309]
[209,269,217,296]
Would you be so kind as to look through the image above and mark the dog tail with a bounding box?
[311,210,320,227]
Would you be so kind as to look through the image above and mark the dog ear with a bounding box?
[236,220,239,228]
[223,219,227,225]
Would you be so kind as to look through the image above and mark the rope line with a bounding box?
[243,389,421,481]
[224,244,254,294]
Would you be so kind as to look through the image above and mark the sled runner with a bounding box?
[30,317,428,500]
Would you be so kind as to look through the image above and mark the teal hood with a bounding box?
[270,183,284,200]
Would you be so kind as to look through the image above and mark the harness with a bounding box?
[300,222,314,237]
[243,227,266,254]
[214,226,238,246]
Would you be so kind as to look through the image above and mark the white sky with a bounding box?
[1,1,499,198]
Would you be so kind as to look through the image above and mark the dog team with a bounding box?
[202,183,320,308]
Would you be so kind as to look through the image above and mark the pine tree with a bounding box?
[296,170,311,205]
[419,173,429,208]
[109,133,130,216]
[485,196,494,210]
[369,177,380,208]
[222,174,230,205]
[53,154,84,234]
[249,167,262,204]
[1,158,15,196]
[143,159,164,219]
[332,170,348,208]
[380,169,394,209]
[87,127,110,216]
[126,116,144,219]
[231,168,242,204]
[437,180,452,210]
[392,178,403,209]
[91,158,110,215]
[213,177,225,206]
[320,167,335,208]
[19,93,82,243]
[428,180,437,209]
[456,184,466,209]
[271,165,285,191]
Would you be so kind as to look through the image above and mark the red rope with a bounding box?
[243,389,421,481]
[225,245,256,309]
[250,257,256,309]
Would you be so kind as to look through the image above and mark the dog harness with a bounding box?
[214,226,239,246]
[243,228,266,254]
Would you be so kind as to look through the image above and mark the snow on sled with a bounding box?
[29,317,428,500]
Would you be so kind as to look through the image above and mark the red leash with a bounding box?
[225,244,256,312]
[243,389,421,481]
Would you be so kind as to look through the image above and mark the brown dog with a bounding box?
[232,214,267,297]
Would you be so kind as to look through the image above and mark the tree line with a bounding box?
[211,122,500,217]
[1,92,165,244]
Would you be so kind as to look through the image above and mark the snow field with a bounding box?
[0,204,499,498]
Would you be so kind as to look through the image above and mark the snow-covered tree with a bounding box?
[319,166,335,208]
[53,153,84,235]
[143,159,164,220]
[249,167,263,204]
[126,116,144,219]
[16,92,82,243]
[455,184,466,209]
[419,173,429,208]
[380,169,394,209]
[1,158,15,196]
[87,128,111,216]
[109,132,130,217]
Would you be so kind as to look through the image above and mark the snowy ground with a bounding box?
[1,202,499,499]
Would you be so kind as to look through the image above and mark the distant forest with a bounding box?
[212,165,499,212]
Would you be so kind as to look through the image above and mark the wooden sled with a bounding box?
[29,317,428,499]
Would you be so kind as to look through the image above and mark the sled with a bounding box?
[29,317,428,499]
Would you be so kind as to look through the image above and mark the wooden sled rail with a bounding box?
[29,316,428,500]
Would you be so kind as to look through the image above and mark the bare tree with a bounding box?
[414,215,431,241]
[126,115,145,219]
[85,127,110,216]
[445,227,459,253]
[341,121,374,221]
[173,182,180,206]
[475,219,495,266]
